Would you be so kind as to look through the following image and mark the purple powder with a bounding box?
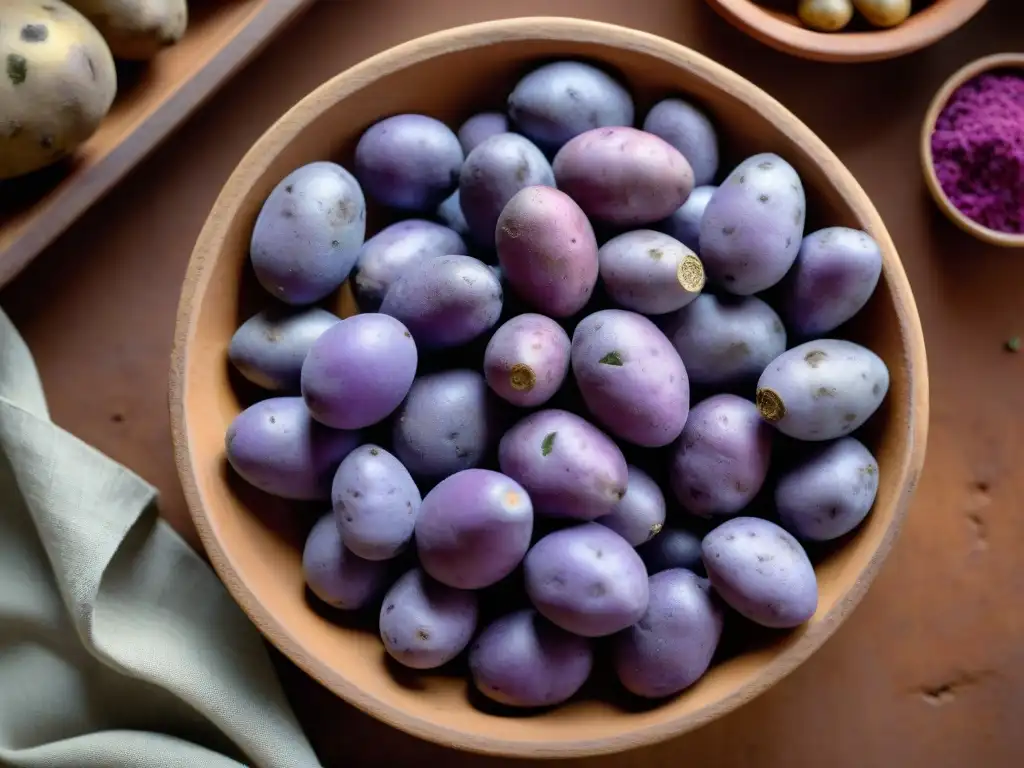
[930,69,1024,234]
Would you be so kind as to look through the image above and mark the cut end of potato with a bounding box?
[509,363,536,392]
[677,253,706,292]
[756,388,786,422]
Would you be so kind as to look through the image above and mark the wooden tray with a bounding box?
[0,0,314,287]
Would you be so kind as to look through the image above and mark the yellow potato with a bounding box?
[0,0,117,180]
[65,0,188,61]
[798,0,855,32]
[852,0,913,27]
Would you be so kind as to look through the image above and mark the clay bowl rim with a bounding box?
[170,16,930,758]
[705,0,990,63]
[920,52,1024,249]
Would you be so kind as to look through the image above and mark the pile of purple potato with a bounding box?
[225,59,889,709]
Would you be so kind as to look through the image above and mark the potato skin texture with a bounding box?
[553,127,695,227]
[658,185,716,254]
[0,0,117,179]
[702,516,818,628]
[597,465,666,547]
[598,229,705,315]
[571,309,690,447]
[303,512,390,610]
[66,0,188,61]
[457,111,509,154]
[228,306,340,391]
[776,437,879,541]
[642,98,720,187]
[483,314,571,407]
[496,185,599,318]
[798,0,855,32]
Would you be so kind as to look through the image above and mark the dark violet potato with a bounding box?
[637,528,705,576]
[458,111,511,154]
[228,306,340,391]
[597,465,666,547]
[483,313,571,408]
[303,512,391,610]
[469,609,593,708]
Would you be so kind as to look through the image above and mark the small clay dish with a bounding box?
[706,0,990,63]
[921,53,1024,248]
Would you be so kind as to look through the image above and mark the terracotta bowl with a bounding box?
[921,52,1024,248]
[170,17,929,758]
[706,0,989,63]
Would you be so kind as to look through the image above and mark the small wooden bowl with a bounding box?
[706,0,989,63]
[921,53,1024,248]
[170,18,929,758]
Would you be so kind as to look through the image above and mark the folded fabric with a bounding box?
[0,307,321,768]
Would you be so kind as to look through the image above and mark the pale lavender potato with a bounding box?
[699,153,806,295]
[415,469,533,589]
[250,161,366,305]
[435,190,470,239]
[776,437,879,541]
[642,98,720,186]
[658,185,717,253]
[778,227,883,338]
[225,397,361,500]
[598,230,705,315]
[496,186,599,317]
[332,445,422,561]
[614,569,723,698]
[303,513,391,610]
[379,569,478,670]
[597,465,666,546]
[669,394,772,517]
[756,339,890,441]
[353,219,468,310]
[571,309,689,447]
[459,133,555,248]
[483,314,571,407]
[392,370,499,480]
[507,60,634,153]
[229,306,340,391]
[553,127,694,227]
[498,409,628,520]
[354,114,463,211]
[637,528,705,576]
[661,293,786,387]
[301,313,418,430]
[702,516,818,628]
[524,523,649,637]
[458,112,510,154]
[469,609,593,708]
[379,255,502,349]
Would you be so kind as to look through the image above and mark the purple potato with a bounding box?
[332,444,422,561]
[776,437,879,541]
[778,227,883,338]
[702,516,818,628]
[302,512,391,610]
[469,609,593,708]
[598,229,705,315]
[225,397,360,500]
[637,528,705,576]
[699,153,805,295]
[392,370,499,480]
[496,186,599,317]
[507,60,634,153]
[483,314,571,407]
[597,465,666,546]
[614,569,723,698]
[658,184,717,253]
[353,219,468,310]
[379,255,502,349]
[379,569,478,670]
[436,190,470,239]
[250,161,366,305]
[458,112,510,154]
[354,114,463,211]
[553,127,694,227]
[669,394,772,517]
[415,469,533,589]
[228,306,340,391]
[661,293,786,387]
[524,523,649,637]
[498,409,628,520]
[301,313,417,430]
[642,98,720,187]
[459,133,555,248]
[571,309,690,447]
[756,339,890,441]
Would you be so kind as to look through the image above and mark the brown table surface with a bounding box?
[4,0,1024,765]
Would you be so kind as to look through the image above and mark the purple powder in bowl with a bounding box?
[930,69,1024,235]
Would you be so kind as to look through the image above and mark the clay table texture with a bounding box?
[3,1,1022,766]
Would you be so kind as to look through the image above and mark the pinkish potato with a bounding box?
[483,314,571,407]
[553,127,694,227]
